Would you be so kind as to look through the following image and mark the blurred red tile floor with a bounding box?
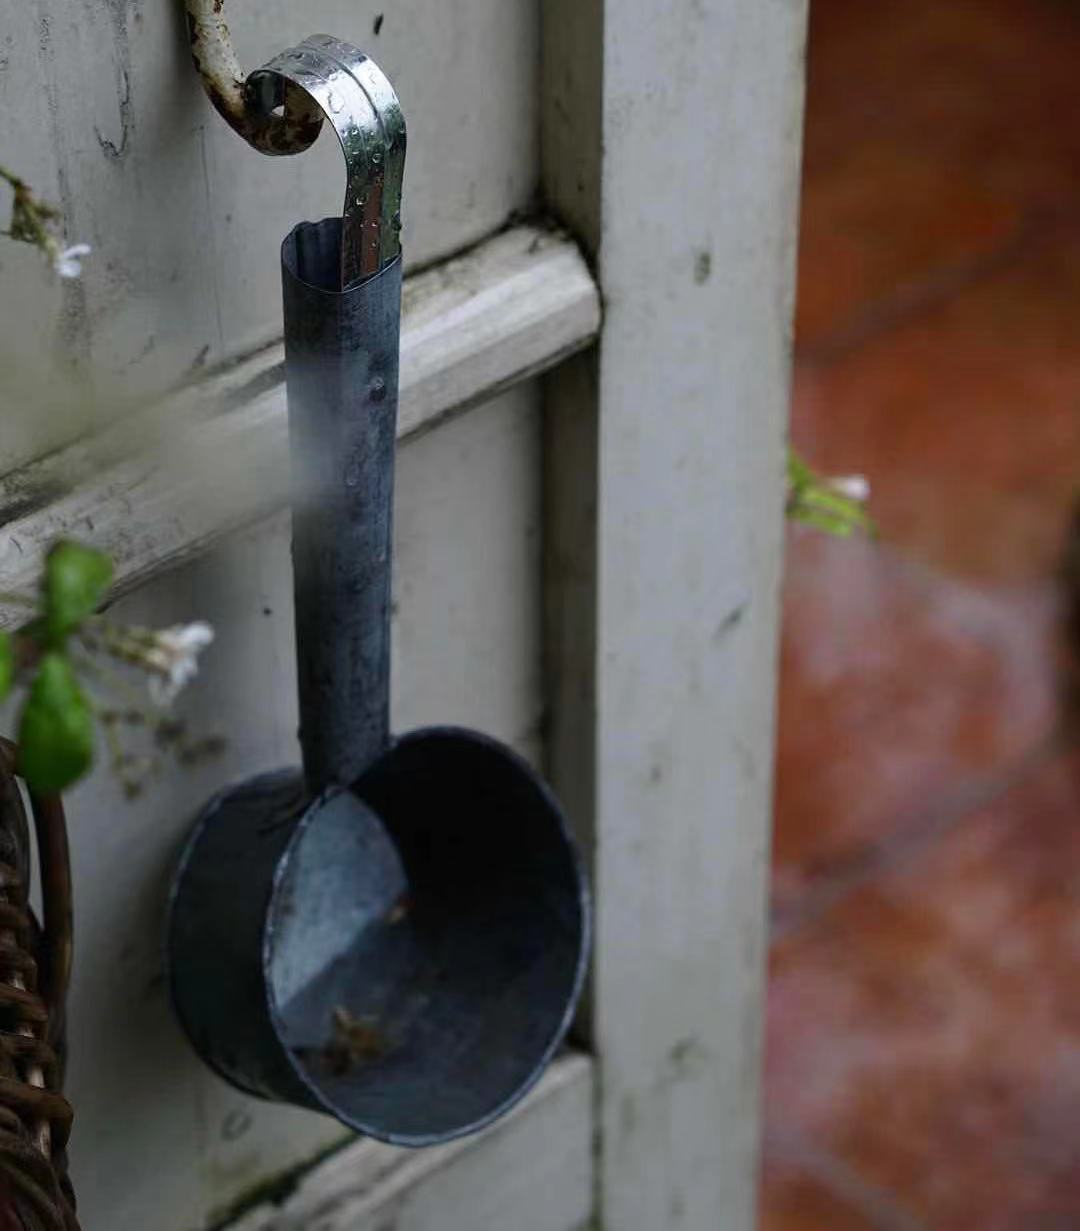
[764,0,1080,1227]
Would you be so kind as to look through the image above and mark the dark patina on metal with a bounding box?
[167,41,589,1145]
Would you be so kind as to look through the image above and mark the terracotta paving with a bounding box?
[764,0,1080,1226]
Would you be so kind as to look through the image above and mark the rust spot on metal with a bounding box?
[292,1007,390,1078]
[183,0,322,155]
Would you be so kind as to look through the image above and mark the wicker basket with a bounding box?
[0,741,77,1231]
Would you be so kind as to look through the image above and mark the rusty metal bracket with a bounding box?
[184,0,323,155]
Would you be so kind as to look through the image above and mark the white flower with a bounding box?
[53,242,92,279]
[145,622,215,705]
[827,473,871,504]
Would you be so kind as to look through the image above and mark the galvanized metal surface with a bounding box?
[169,728,588,1145]
[168,769,314,1109]
[170,217,589,1141]
[283,227,401,792]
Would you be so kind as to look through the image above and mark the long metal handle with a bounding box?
[283,229,402,793]
[246,40,407,792]
[187,35,406,788]
[235,40,403,797]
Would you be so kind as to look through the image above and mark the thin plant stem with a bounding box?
[0,592,38,610]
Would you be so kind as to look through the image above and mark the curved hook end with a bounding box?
[183,8,406,290]
[250,36,406,288]
[185,0,324,155]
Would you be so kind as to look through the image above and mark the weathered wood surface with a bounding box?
[229,1055,593,1231]
[541,0,809,1227]
[3,0,541,382]
[0,226,600,626]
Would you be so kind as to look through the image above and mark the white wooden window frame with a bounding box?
[0,0,807,1226]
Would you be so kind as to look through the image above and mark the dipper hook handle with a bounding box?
[184,10,406,290]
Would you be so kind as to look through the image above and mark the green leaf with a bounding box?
[41,540,113,647]
[0,632,12,701]
[788,502,860,537]
[786,448,875,539]
[786,450,815,491]
[17,652,94,793]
